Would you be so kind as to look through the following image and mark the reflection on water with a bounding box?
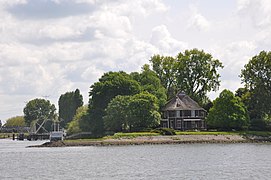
[0,139,271,180]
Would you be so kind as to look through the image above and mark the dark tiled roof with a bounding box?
[162,92,205,111]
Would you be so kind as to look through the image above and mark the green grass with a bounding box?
[175,131,271,137]
[64,138,105,143]
[64,132,160,142]
[0,133,30,139]
[175,131,239,135]
[240,131,271,137]
[110,132,160,139]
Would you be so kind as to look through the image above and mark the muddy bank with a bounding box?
[28,134,271,148]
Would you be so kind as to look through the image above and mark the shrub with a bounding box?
[152,128,176,135]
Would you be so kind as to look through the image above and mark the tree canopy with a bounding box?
[67,105,88,135]
[150,49,223,105]
[176,49,223,104]
[58,89,83,128]
[131,64,167,109]
[103,95,131,132]
[240,51,271,122]
[128,92,160,131]
[4,116,25,127]
[207,89,249,130]
[23,98,56,132]
[104,92,160,133]
[82,71,141,136]
[150,55,177,98]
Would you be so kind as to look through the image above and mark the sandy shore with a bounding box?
[28,134,271,148]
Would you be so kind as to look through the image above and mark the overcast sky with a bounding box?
[0,0,270,122]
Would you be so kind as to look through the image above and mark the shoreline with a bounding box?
[28,134,271,148]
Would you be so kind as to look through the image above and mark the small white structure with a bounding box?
[50,120,64,141]
[50,131,64,141]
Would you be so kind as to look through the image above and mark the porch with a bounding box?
[161,118,206,130]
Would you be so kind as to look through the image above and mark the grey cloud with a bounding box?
[7,0,96,19]
[19,27,97,46]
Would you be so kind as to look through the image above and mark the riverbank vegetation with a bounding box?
[1,49,270,138]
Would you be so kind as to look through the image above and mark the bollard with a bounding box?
[13,134,15,140]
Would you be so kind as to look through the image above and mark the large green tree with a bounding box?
[58,89,83,128]
[23,98,56,132]
[150,49,223,104]
[176,49,223,104]
[4,116,25,127]
[67,105,88,135]
[104,92,160,133]
[128,92,160,131]
[131,64,167,109]
[103,95,131,132]
[150,55,178,98]
[82,71,141,136]
[240,51,271,129]
[207,89,249,130]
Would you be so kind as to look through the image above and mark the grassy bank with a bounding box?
[109,132,160,138]
[175,131,239,135]
[28,130,271,147]
[64,130,271,142]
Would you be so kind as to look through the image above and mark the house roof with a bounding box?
[162,92,206,111]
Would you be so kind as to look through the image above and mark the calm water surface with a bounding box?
[0,139,271,180]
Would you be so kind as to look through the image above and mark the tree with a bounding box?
[103,92,160,133]
[207,89,249,130]
[58,89,83,128]
[240,51,271,129]
[176,49,223,105]
[4,116,25,127]
[67,105,88,135]
[82,71,141,136]
[150,55,178,98]
[131,64,167,109]
[150,49,223,105]
[103,95,131,132]
[128,92,160,131]
[23,98,56,132]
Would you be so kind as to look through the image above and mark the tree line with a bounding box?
[3,49,271,135]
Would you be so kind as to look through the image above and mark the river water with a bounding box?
[0,139,271,180]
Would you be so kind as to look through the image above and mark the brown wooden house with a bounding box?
[161,92,207,130]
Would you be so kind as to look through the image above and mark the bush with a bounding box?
[152,128,176,135]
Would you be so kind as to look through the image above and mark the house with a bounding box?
[161,92,207,130]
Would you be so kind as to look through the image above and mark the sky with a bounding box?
[0,0,270,123]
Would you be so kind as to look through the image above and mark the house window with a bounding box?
[191,110,195,117]
[176,110,180,117]
[170,120,174,128]
[169,111,176,117]
[200,111,205,117]
[176,120,182,128]
[180,110,183,117]
[162,122,168,128]
[184,110,191,117]
[191,121,196,128]
[195,110,199,117]
[162,112,167,118]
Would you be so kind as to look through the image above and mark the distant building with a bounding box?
[161,92,207,130]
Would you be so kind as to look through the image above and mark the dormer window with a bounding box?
[178,91,186,96]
